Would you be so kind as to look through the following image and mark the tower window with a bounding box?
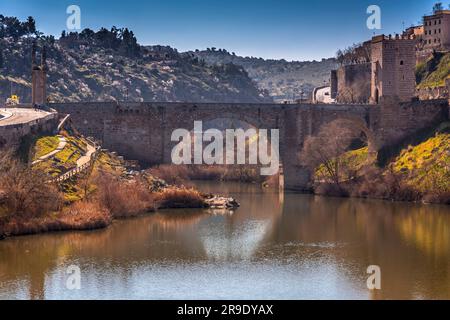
[400,60,404,65]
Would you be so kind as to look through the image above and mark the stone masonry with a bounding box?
[370,35,416,103]
[31,44,47,106]
[50,100,449,191]
[331,35,416,104]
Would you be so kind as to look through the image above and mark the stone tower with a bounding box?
[370,35,416,103]
[31,43,47,106]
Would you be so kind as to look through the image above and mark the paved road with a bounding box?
[0,108,52,126]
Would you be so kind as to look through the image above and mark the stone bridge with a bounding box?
[50,99,449,190]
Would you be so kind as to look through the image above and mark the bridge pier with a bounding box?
[281,163,312,192]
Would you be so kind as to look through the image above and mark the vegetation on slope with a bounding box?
[32,136,60,160]
[32,134,87,177]
[315,147,375,182]
[191,48,337,102]
[0,15,271,104]
[416,52,450,89]
[393,129,450,197]
[308,123,450,204]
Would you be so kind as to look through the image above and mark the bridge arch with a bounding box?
[166,115,281,185]
[315,116,378,152]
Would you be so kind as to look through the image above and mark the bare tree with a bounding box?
[336,49,345,66]
[300,122,354,188]
[0,150,62,218]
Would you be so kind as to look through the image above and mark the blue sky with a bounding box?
[0,0,440,61]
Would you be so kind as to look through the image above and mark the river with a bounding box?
[0,181,449,300]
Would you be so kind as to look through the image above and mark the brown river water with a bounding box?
[0,181,449,300]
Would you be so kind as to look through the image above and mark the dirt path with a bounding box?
[55,140,97,182]
[76,142,96,168]
[32,136,67,165]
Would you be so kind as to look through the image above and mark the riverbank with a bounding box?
[0,183,239,239]
[308,124,450,205]
[0,138,239,240]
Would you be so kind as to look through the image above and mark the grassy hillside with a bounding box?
[416,52,450,89]
[33,136,60,160]
[313,123,450,203]
[32,134,87,177]
[393,129,450,194]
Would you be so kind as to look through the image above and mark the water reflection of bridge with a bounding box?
[0,184,449,299]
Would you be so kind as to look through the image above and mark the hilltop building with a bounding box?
[403,25,424,39]
[411,10,450,62]
[423,10,450,51]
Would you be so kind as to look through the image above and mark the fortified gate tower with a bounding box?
[370,35,416,103]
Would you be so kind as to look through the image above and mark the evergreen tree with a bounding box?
[433,2,443,13]
[25,16,37,35]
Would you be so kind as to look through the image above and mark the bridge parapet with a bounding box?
[0,110,58,148]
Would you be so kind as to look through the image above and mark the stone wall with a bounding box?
[371,36,416,102]
[0,112,58,148]
[330,70,338,99]
[334,63,371,103]
[447,79,450,119]
[373,97,449,149]
[417,86,449,100]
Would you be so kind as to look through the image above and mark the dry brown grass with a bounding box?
[94,172,156,218]
[155,187,206,209]
[0,201,111,237]
[148,165,190,185]
[0,150,63,219]
[347,167,422,202]
[59,201,112,228]
[422,192,450,204]
[149,164,262,184]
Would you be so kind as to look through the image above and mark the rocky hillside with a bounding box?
[190,48,337,102]
[0,16,271,104]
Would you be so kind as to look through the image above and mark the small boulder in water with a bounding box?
[205,196,240,209]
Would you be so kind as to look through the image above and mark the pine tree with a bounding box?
[25,16,36,35]
[433,2,443,13]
